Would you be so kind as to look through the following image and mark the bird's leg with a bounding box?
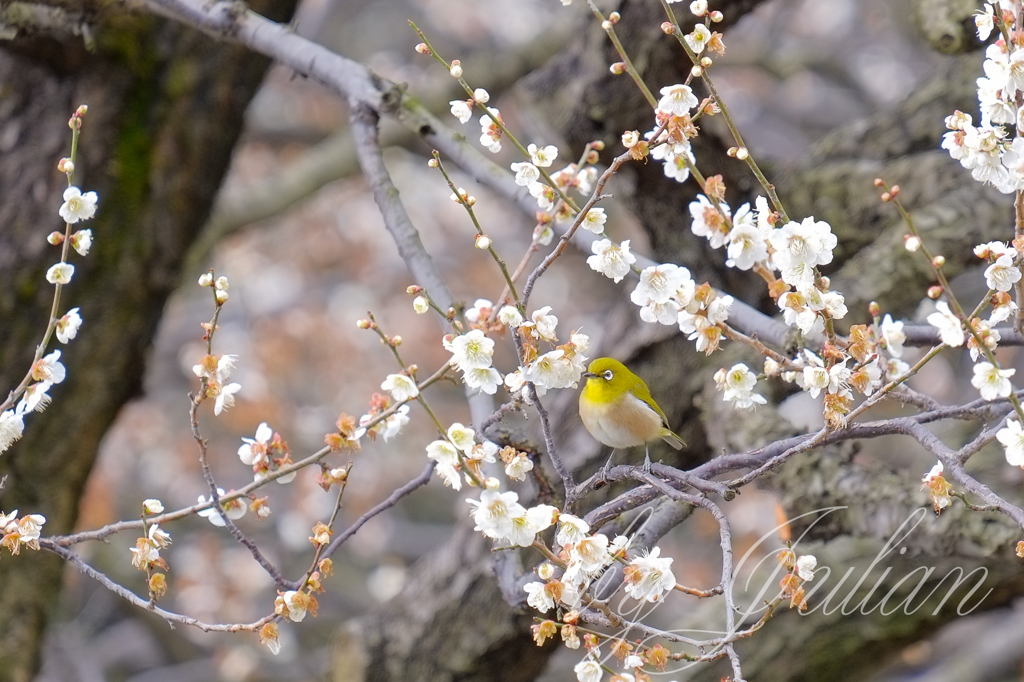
[642,444,652,474]
[598,449,617,481]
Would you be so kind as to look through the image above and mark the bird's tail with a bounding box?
[660,428,686,450]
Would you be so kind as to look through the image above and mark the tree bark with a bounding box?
[0,1,296,678]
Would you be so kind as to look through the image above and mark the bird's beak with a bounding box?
[582,371,597,379]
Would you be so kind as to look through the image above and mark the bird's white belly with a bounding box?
[580,393,662,449]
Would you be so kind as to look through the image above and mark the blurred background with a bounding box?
[9,0,1023,680]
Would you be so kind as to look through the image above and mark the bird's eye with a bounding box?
[603,370,614,381]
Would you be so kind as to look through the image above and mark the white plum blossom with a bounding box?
[638,299,682,326]
[17,382,52,415]
[464,366,503,394]
[985,253,1022,291]
[927,301,966,347]
[55,308,82,343]
[689,194,731,249]
[523,581,556,612]
[381,373,419,402]
[511,161,540,186]
[447,423,476,453]
[769,217,837,286]
[427,439,461,486]
[505,504,558,547]
[465,299,494,324]
[555,514,590,547]
[971,361,1015,400]
[504,451,534,481]
[497,305,523,328]
[587,239,636,283]
[975,3,995,40]
[725,203,769,270]
[468,486,525,541]
[715,363,767,409]
[238,422,273,467]
[997,417,1024,466]
[450,99,472,123]
[450,330,495,371]
[214,382,241,416]
[624,546,676,602]
[528,143,558,167]
[46,262,74,285]
[657,84,699,117]
[0,410,25,453]
[32,351,66,385]
[581,207,607,234]
[479,107,502,152]
[796,555,817,581]
[684,23,712,53]
[881,314,906,358]
[197,489,246,526]
[630,263,692,306]
[71,229,92,256]
[527,306,559,342]
[574,659,603,682]
[59,186,98,223]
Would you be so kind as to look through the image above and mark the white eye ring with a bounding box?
[603,370,614,381]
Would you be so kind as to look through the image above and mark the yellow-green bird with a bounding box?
[579,357,685,473]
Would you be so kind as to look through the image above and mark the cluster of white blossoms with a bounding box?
[942,3,1024,193]
[426,423,499,490]
[0,349,70,454]
[505,308,590,397]
[192,352,242,415]
[130,523,171,571]
[445,328,503,395]
[522,520,678,654]
[0,509,46,556]
[714,363,767,409]
[468,478,558,547]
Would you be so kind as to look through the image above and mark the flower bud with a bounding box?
[609,62,627,75]
[869,301,880,317]
[413,296,430,314]
[608,11,620,22]
[735,147,749,160]
[449,60,463,78]
[932,255,946,268]
[700,56,713,68]
[537,563,555,580]
[215,289,229,304]
[356,319,372,329]
[76,105,88,117]
[661,21,676,34]
[214,276,229,291]
[198,272,213,287]
[591,140,605,151]
[391,335,403,347]
[927,285,943,299]
[428,158,439,168]
[691,65,703,77]
[407,285,423,295]
[47,231,64,245]
[415,42,430,55]
[57,158,74,175]
[473,88,490,103]
[601,20,612,30]
[904,235,921,252]
[873,177,885,187]
[475,234,492,249]
[709,10,723,21]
